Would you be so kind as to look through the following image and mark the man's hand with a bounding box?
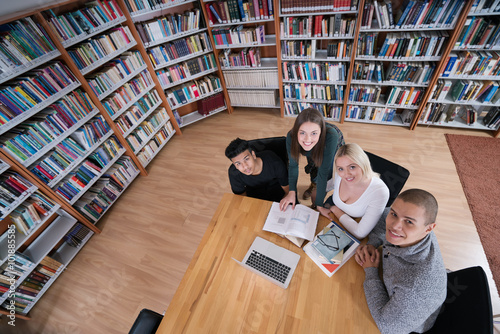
[279,191,296,211]
[355,244,380,269]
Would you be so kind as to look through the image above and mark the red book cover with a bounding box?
[109,0,124,17]
[261,0,269,18]
[7,176,28,192]
[205,4,215,25]
[35,165,55,180]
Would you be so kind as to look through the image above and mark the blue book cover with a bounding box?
[396,1,414,27]
[483,84,499,102]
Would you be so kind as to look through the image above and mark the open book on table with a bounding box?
[263,202,319,247]
[303,221,360,277]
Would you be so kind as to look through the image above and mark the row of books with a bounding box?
[205,0,274,25]
[348,85,381,103]
[0,172,34,214]
[0,18,56,76]
[282,40,352,59]
[197,92,226,115]
[211,25,266,46]
[227,89,276,106]
[280,14,355,38]
[280,0,358,13]
[55,136,122,202]
[482,106,500,128]
[166,75,222,107]
[361,0,395,29]
[360,31,448,59]
[86,51,147,98]
[1,88,94,156]
[122,0,178,14]
[282,61,347,82]
[126,108,170,151]
[345,105,397,122]
[135,9,202,45]
[442,51,500,77]
[114,93,162,135]
[223,69,278,88]
[364,0,465,29]
[75,156,138,222]
[0,252,35,295]
[102,72,156,118]
[218,47,261,67]
[0,62,78,126]
[0,90,96,164]
[283,101,341,119]
[67,26,134,71]
[354,61,436,84]
[387,86,424,106]
[42,0,124,44]
[63,223,92,247]
[136,124,175,166]
[147,32,212,68]
[8,256,64,314]
[156,53,217,87]
[30,137,87,185]
[284,83,344,101]
[8,191,56,236]
[70,115,111,150]
[454,16,500,50]
[420,103,459,124]
[471,0,500,13]
[435,79,500,103]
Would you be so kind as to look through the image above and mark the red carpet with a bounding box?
[445,134,500,294]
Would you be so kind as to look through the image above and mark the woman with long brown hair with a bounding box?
[279,108,344,217]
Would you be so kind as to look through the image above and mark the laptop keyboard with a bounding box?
[245,250,291,283]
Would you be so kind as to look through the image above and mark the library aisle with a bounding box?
[1,109,498,333]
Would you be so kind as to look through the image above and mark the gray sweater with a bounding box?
[364,210,447,334]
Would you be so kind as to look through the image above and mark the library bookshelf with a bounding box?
[413,1,500,133]
[278,0,360,121]
[201,0,280,109]
[126,0,229,127]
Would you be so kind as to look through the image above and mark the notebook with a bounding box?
[233,236,300,289]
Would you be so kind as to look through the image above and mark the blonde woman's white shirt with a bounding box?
[331,173,389,240]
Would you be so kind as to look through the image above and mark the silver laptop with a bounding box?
[233,236,300,289]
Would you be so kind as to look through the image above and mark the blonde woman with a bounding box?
[326,143,389,239]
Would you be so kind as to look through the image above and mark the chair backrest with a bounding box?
[248,136,288,166]
[128,308,164,334]
[365,151,410,207]
[424,266,493,334]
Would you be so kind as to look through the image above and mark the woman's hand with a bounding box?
[279,191,296,211]
[317,206,331,219]
[330,205,346,220]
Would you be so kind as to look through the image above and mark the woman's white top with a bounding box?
[332,173,390,240]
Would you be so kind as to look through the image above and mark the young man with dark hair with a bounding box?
[225,138,289,202]
[355,188,447,334]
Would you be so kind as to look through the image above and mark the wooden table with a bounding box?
[156,194,379,334]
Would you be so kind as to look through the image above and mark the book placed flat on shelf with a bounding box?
[263,202,319,247]
[303,221,360,277]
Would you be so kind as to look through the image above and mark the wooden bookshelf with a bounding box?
[200,0,278,110]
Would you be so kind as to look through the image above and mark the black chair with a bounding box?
[128,308,164,334]
[423,266,493,334]
[248,136,288,166]
[365,151,410,207]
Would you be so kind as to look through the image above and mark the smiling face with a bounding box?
[298,122,321,151]
[335,155,365,185]
[231,149,258,175]
[385,198,436,247]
